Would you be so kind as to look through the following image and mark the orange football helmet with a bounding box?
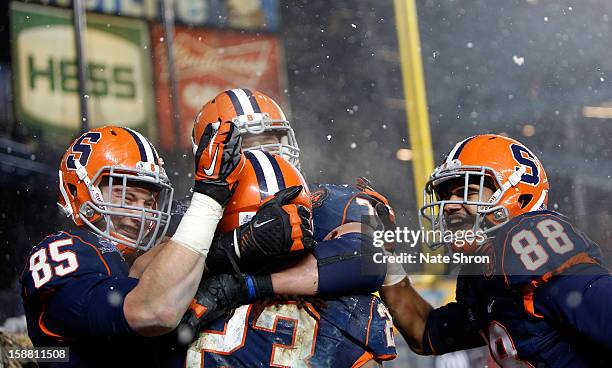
[58,126,173,252]
[192,89,300,168]
[217,150,311,234]
[420,134,549,250]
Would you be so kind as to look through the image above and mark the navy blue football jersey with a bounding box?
[309,183,380,242]
[425,211,612,367]
[169,182,388,292]
[494,210,603,287]
[19,228,158,367]
[308,183,387,294]
[177,295,395,367]
[164,182,394,367]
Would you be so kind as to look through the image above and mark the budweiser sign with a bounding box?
[161,33,273,85]
[152,26,286,150]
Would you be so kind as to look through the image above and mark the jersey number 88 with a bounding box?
[510,219,574,271]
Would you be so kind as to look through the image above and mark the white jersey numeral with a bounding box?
[187,303,319,368]
[253,304,318,368]
[487,321,533,368]
[29,238,79,288]
[377,302,396,348]
[510,219,574,271]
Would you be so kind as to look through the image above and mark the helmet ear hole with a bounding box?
[67,183,78,197]
[518,194,533,208]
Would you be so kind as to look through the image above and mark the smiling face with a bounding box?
[99,181,158,242]
[436,179,496,232]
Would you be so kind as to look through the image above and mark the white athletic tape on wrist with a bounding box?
[171,192,223,258]
[383,249,409,286]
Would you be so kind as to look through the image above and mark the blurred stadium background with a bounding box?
[0,1,611,366]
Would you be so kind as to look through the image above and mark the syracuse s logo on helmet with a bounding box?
[66,132,102,170]
[510,143,540,186]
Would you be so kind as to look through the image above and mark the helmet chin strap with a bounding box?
[73,160,105,207]
[57,170,74,218]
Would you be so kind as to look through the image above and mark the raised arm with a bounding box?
[124,120,245,336]
[381,278,432,353]
[382,277,486,355]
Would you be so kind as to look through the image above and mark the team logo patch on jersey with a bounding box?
[310,187,329,209]
[98,237,119,254]
[171,199,191,216]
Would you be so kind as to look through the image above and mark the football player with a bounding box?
[191,89,405,296]
[381,134,612,367]
[165,89,401,367]
[19,124,312,367]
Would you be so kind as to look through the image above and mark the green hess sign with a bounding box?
[11,2,154,140]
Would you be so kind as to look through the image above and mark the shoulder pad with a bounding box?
[310,183,384,241]
[20,230,125,298]
[495,211,603,287]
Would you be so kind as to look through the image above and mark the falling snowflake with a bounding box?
[177,325,195,345]
[513,55,525,66]
[107,291,123,307]
[566,291,582,308]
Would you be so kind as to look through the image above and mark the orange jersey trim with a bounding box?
[60,231,111,276]
[376,353,397,361]
[38,306,64,342]
[522,252,599,318]
[425,328,437,355]
[352,351,374,368]
[365,296,375,346]
[341,194,360,225]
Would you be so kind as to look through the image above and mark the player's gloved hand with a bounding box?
[355,177,397,245]
[176,273,273,344]
[355,176,396,236]
[355,177,407,286]
[193,120,246,206]
[206,185,315,274]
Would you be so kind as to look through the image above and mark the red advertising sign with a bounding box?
[152,25,286,150]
